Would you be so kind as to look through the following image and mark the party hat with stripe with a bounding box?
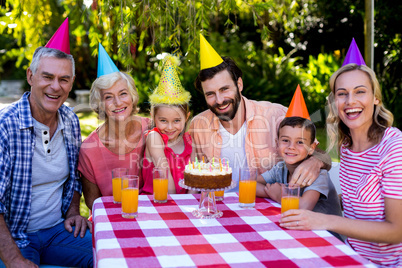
[45,18,70,54]
[286,84,311,120]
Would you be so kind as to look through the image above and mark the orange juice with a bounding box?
[239,180,257,204]
[112,178,122,202]
[153,178,168,202]
[281,196,300,213]
[122,187,139,214]
[113,177,129,203]
[215,190,224,197]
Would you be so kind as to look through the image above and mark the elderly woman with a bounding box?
[280,64,402,267]
[78,71,150,210]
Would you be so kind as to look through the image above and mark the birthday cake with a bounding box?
[184,158,232,189]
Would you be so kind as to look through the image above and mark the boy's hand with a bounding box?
[265,183,281,203]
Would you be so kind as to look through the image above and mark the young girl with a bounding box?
[141,55,193,194]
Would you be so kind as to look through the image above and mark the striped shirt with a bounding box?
[0,92,82,248]
[340,127,402,267]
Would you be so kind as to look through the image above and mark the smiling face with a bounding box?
[154,105,187,142]
[101,79,133,121]
[27,57,74,120]
[277,125,316,165]
[334,69,379,135]
[201,70,242,122]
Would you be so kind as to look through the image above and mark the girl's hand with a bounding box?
[279,209,327,231]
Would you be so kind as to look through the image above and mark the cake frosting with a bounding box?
[184,159,232,189]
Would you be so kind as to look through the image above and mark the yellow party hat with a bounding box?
[149,54,191,105]
[200,34,223,70]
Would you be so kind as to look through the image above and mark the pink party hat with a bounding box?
[342,38,366,66]
[45,18,70,54]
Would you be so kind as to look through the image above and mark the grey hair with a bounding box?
[29,46,75,76]
[89,72,139,118]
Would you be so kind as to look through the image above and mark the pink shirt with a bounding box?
[340,127,402,267]
[142,128,192,195]
[189,96,287,175]
[78,117,150,196]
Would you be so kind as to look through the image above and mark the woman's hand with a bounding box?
[279,209,328,231]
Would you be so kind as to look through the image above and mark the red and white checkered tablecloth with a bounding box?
[93,193,375,268]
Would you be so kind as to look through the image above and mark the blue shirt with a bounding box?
[261,161,342,216]
[0,92,82,248]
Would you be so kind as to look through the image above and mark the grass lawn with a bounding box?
[76,112,99,217]
[76,111,339,218]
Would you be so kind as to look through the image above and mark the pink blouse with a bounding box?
[78,117,150,196]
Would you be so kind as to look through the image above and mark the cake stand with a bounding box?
[179,179,236,219]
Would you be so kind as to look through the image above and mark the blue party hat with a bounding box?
[97,43,119,78]
[342,38,366,66]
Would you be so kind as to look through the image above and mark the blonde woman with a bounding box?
[280,64,402,267]
[78,45,149,210]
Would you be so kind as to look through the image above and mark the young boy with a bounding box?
[257,116,342,219]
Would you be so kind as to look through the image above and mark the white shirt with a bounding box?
[219,122,248,192]
[28,113,69,232]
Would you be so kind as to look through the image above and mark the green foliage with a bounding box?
[241,46,302,102]
[76,111,100,139]
[299,53,341,127]
[310,0,402,128]
[315,126,339,161]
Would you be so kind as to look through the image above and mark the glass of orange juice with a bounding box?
[239,167,257,208]
[112,168,128,204]
[121,175,139,219]
[153,168,168,203]
[215,190,224,201]
[281,184,300,213]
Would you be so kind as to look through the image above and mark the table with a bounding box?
[93,193,374,268]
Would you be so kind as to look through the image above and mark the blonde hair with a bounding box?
[89,72,139,119]
[151,103,190,133]
[326,64,394,151]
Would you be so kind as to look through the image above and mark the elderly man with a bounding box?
[190,35,331,192]
[0,19,92,268]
